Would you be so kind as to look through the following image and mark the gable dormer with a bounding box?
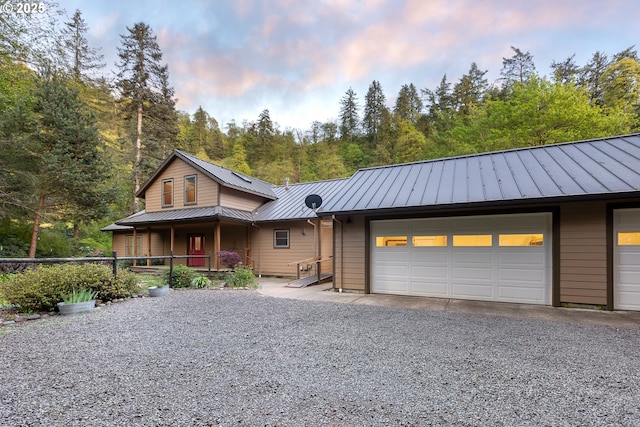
[136,150,277,213]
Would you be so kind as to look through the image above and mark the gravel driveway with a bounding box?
[1,289,639,426]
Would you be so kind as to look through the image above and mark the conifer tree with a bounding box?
[25,72,111,256]
[363,80,388,148]
[339,87,360,142]
[394,83,423,124]
[116,22,176,212]
[62,10,105,82]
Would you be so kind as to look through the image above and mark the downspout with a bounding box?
[332,215,343,293]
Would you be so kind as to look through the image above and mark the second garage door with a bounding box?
[371,213,552,304]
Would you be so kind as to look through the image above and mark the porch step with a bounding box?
[285,272,333,288]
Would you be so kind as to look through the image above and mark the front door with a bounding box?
[188,234,205,267]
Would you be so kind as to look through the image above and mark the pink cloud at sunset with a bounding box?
[62,0,639,130]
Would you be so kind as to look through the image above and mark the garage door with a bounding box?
[371,213,552,304]
[614,208,640,311]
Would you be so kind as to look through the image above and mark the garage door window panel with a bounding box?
[618,232,640,246]
[376,236,407,247]
[413,235,448,247]
[453,234,492,246]
[499,234,544,246]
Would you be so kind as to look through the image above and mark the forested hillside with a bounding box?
[1,2,639,257]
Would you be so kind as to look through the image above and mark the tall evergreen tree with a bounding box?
[550,54,579,85]
[24,72,111,256]
[500,46,536,87]
[362,80,389,149]
[339,87,360,142]
[62,10,105,82]
[453,63,489,115]
[115,22,175,212]
[394,83,423,124]
[144,64,179,173]
[578,51,610,105]
[423,74,455,134]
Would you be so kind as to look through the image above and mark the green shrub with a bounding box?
[225,264,257,288]
[191,275,211,289]
[162,264,198,288]
[0,263,140,312]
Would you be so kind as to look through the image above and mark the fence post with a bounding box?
[169,250,174,287]
[112,251,118,277]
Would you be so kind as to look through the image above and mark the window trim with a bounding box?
[274,229,290,249]
[125,235,142,257]
[161,178,174,207]
[184,174,197,205]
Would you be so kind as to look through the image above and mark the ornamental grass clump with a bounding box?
[61,289,99,304]
[191,275,211,289]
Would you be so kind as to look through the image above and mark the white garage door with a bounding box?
[614,208,640,311]
[371,213,552,305]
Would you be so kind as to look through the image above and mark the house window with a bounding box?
[274,229,290,248]
[125,235,142,256]
[184,175,197,205]
[162,179,173,207]
[375,236,407,247]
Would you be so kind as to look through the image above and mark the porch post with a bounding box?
[133,228,137,267]
[170,225,175,253]
[147,228,152,266]
[245,224,251,266]
[214,221,221,270]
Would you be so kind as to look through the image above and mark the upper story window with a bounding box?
[162,179,173,207]
[184,175,197,205]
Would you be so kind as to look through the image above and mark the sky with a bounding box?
[55,0,639,131]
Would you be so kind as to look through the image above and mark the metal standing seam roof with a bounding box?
[253,178,350,221]
[115,206,253,226]
[319,134,640,214]
[136,150,277,200]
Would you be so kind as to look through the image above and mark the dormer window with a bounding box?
[162,179,173,207]
[185,175,197,205]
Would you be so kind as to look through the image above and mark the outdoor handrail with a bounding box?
[287,255,321,266]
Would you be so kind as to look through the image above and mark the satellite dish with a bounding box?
[304,194,323,210]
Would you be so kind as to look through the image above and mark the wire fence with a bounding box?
[0,252,212,287]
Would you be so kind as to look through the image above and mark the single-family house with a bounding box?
[105,133,640,311]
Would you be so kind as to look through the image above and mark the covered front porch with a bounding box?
[116,219,254,271]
